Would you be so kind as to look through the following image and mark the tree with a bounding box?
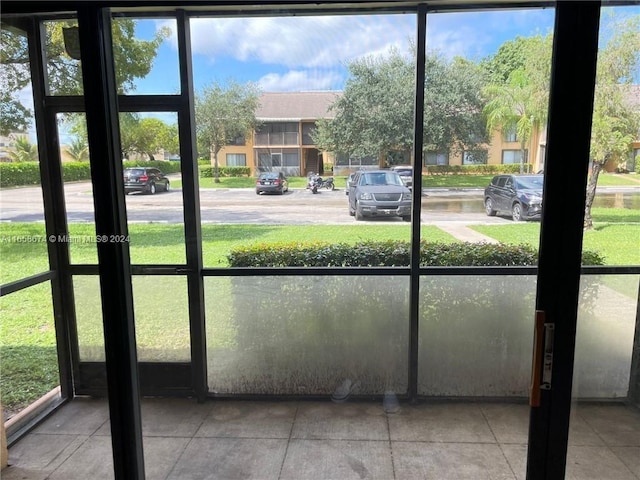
[66,137,89,161]
[1,19,169,135]
[482,34,552,174]
[130,117,173,161]
[584,15,640,229]
[195,81,260,183]
[9,136,38,162]
[313,48,488,165]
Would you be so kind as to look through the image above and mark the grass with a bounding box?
[1,207,637,413]
[170,173,640,190]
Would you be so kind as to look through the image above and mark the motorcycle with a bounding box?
[306,173,335,194]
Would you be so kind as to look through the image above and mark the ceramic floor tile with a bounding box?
[280,439,394,480]
[392,441,516,480]
[500,444,527,480]
[610,446,640,477]
[46,435,189,480]
[576,405,640,446]
[565,446,637,480]
[480,403,529,444]
[291,401,388,440]
[7,434,86,472]
[139,397,214,437]
[32,398,109,435]
[389,403,495,443]
[195,401,297,439]
[167,437,287,480]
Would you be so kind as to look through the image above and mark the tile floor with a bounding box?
[3,398,640,480]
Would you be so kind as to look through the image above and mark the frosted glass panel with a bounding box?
[418,275,535,396]
[573,275,638,398]
[205,276,409,395]
[75,275,190,362]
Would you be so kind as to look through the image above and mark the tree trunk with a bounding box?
[519,141,526,174]
[584,160,602,230]
[213,150,220,183]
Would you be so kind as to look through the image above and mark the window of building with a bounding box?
[255,123,299,146]
[227,135,245,146]
[503,124,518,142]
[502,149,528,164]
[302,123,316,145]
[226,153,246,166]
[425,151,449,166]
[463,150,488,165]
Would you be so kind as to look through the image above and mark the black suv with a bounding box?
[123,167,170,195]
[484,174,543,221]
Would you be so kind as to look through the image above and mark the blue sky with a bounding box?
[128,5,638,97]
[130,8,560,95]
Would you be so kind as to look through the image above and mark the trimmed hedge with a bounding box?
[200,166,251,177]
[0,160,183,187]
[0,162,41,187]
[227,240,604,267]
[426,164,534,175]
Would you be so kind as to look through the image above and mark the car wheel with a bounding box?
[348,202,355,216]
[485,197,497,216]
[402,216,411,222]
[355,203,364,221]
[148,183,156,195]
[256,189,261,195]
[512,203,523,222]
[165,181,170,192]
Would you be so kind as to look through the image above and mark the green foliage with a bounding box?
[195,80,260,181]
[0,162,41,187]
[1,19,169,134]
[314,48,487,161]
[9,136,38,162]
[425,164,532,175]
[199,166,251,177]
[61,162,92,181]
[66,138,89,161]
[227,240,604,267]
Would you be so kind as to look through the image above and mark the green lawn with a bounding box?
[170,173,640,190]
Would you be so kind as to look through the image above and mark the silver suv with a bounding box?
[348,170,412,221]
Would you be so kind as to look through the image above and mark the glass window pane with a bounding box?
[121,112,186,264]
[111,18,180,95]
[0,282,59,420]
[75,275,190,362]
[205,276,408,395]
[44,20,84,96]
[193,13,416,267]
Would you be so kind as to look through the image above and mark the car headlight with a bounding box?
[359,192,373,200]
[523,194,542,204]
[403,193,412,201]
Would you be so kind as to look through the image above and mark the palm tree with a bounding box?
[66,138,89,161]
[483,69,547,174]
[9,136,38,162]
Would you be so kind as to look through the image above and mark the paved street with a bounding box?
[1,180,638,225]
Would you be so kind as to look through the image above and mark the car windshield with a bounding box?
[260,173,279,180]
[124,169,145,175]
[394,169,412,176]
[361,172,404,186]
[515,176,543,190]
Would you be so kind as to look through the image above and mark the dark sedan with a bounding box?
[123,167,170,195]
[484,174,543,221]
[256,172,289,195]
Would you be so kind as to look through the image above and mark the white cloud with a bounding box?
[257,70,343,91]
[180,14,416,68]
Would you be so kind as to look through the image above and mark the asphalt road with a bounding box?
[1,181,638,225]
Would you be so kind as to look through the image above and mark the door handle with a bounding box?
[530,310,554,407]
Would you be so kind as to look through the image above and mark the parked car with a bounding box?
[484,174,544,221]
[348,170,412,221]
[256,172,289,195]
[123,167,170,195]
[345,172,357,195]
[391,165,413,189]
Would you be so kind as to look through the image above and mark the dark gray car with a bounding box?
[484,174,543,221]
[348,170,412,221]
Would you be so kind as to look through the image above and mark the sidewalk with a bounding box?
[437,224,499,243]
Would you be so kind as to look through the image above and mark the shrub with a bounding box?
[227,240,604,267]
[425,164,533,175]
[61,162,92,181]
[200,166,251,178]
[0,162,41,187]
[122,160,181,174]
